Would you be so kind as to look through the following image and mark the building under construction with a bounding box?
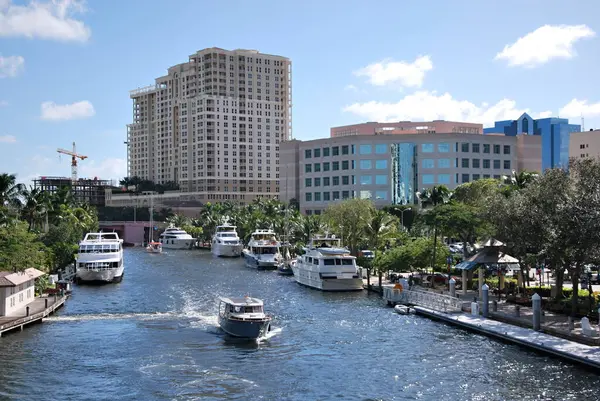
[34,176,116,207]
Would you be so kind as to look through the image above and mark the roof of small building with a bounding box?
[0,268,46,287]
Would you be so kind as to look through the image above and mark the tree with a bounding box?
[167,213,190,228]
[383,205,414,231]
[0,173,24,209]
[431,202,487,260]
[0,222,48,272]
[20,186,50,231]
[418,185,451,280]
[322,199,374,255]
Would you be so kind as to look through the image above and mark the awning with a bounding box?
[454,261,478,271]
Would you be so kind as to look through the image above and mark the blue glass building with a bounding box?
[391,143,417,205]
[483,113,580,171]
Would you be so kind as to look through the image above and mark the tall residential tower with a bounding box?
[127,47,292,203]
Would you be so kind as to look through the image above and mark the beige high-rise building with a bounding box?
[126,47,292,204]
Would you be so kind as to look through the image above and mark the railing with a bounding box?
[384,286,466,313]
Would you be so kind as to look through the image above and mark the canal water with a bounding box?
[1,249,599,401]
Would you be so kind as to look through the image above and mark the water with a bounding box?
[1,249,600,401]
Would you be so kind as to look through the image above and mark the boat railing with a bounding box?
[225,314,271,322]
[383,286,466,313]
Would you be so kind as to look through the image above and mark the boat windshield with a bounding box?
[218,227,236,232]
[231,305,262,313]
[257,247,277,255]
[219,233,237,238]
[323,258,354,265]
[79,244,119,253]
[315,240,340,248]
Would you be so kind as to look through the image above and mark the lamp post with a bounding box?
[401,207,412,231]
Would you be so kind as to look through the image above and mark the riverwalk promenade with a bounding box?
[0,294,67,337]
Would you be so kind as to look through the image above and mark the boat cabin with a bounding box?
[219,297,265,318]
[251,229,277,242]
[300,255,356,267]
[309,235,342,249]
[216,225,237,233]
[251,246,278,255]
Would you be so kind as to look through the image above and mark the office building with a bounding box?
[127,47,292,204]
[484,113,580,170]
[330,120,482,138]
[569,129,600,160]
[281,132,536,215]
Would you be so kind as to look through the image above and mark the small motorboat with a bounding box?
[146,241,163,253]
[218,296,272,339]
[277,242,295,275]
[394,305,415,315]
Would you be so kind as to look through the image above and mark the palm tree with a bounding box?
[418,185,451,281]
[501,170,539,196]
[166,213,190,228]
[366,210,399,288]
[20,186,49,231]
[0,173,24,209]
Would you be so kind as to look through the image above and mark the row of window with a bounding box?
[304,174,389,187]
[305,190,388,202]
[459,159,511,169]
[305,159,388,173]
[305,145,354,159]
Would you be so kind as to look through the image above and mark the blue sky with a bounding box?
[1,0,599,184]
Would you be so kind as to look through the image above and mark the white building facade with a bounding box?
[127,47,292,204]
[0,268,45,316]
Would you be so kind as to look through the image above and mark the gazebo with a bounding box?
[454,238,520,298]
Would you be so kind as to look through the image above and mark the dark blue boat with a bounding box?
[218,297,272,339]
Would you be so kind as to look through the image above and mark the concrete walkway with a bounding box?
[0,295,67,336]
[414,306,600,371]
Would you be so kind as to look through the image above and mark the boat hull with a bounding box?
[76,265,124,283]
[213,243,243,257]
[218,315,271,339]
[292,266,363,291]
[243,251,279,270]
[160,239,192,250]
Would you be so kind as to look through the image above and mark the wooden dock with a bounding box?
[413,306,600,371]
[0,295,67,337]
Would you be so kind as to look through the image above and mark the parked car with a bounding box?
[359,250,375,259]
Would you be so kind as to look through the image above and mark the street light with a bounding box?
[401,207,412,231]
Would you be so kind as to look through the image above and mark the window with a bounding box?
[314,192,321,201]
[375,160,387,169]
[351,145,356,154]
[305,149,311,159]
[473,174,480,180]
[332,146,339,156]
[323,162,330,172]
[503,145,511,155]
[493,144,500,154]
[504,160,511,169]
[375,175,387,185]
[483,159,490,169]
[472,143,480,153]
[333,191,340,200]
[438,159,450,168]
[483,174,490,179]
[305,192,312,202]
[493,160,501,169]
[323,192,330,201]
[438,143,450,153]
[461,143,469,152]
[360,175,372,185]
[493,175,501,179]
[314,177,321,187]
[342,160,349,170]
[342,190,350,199]
[314,163,321,172]
[375,144,387,154]
[422,174,435,184]
[323,147,330,157]
[342,145,349,155]
[461,158,469,168]
[422,144,434,153]
[333,176,340,186]
[342,176,349,185]
[472,159,480,168]
[462,174,470,183]
[323,177,330,186]
[359,144,372,155]
[438,174,450,184]
[332,161,340,171]
[305,164,312,173]
[375,191,387,200]
[483,144,490,154]
[422,159,435,168]
[305,178,312,187]
[360,160,372,169]
[360,190,372,199]
[314,148,321,158]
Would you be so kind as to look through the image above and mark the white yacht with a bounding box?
[292,235,363,291]
[159,227,194,250]
[212,224,243,257]
[75,232,124,283]
[242,229,282,270]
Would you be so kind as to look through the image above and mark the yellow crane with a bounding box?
[57,142,88,183]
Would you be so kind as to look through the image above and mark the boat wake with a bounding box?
[257,326,283,343]
[45,312,176,322]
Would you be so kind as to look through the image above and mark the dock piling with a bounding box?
[449,278,456,298]
[568,316,575,331]
[45,298,48,308]
[482,284,489,318]
[493,300,498,312]
[515,305,520,317]
[532,293,541,331]
[26,306,29,317]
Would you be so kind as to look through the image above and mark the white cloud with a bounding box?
[0,0,90,42]
[79,158,126,182]
[0,54,24,77]
[344,84,358,92]
[40,100,95,121]
[0,134,16,143]
[343,91,531,127]
[354,55,433,88]
[495,24,596,68]
[559,98,600,118]
[535,111,553,119]
[25,154,125,186]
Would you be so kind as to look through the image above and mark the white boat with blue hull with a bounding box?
[218,297,272,339]
[242,229,282,270]
[292,235,363,291]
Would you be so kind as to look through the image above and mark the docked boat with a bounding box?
[277,242,295,276]
[292,235,363,291]
[242,229,282,270]
[159,227,194,250]
[218,296,272,339]
[212,224,243,257]
[75,232,125,283]
[146,241,163,253]
[146,195,162,253]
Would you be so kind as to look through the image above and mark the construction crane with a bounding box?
[57,142,88,183]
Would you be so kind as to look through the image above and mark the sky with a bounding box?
[1,0,600,185]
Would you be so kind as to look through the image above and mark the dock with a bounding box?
[0,295,67,337]
[413,306,600,371]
